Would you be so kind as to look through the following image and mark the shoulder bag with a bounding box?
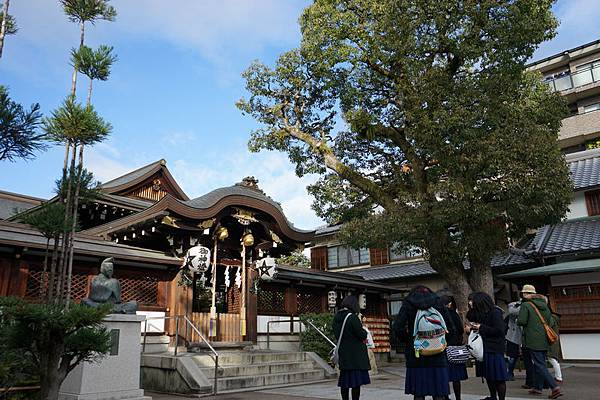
[528,303,559,345]
[330,312,352,366]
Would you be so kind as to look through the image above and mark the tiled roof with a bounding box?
[494,217,600,268]
[100,160,162,189]
[182,185,312,234]
[543,217,600,255]
[567,148,600,191]
[345,261,437,281]
[314,224,342,236]
[0,190,44,220]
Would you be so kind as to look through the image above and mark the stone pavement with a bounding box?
[148,362,599,400]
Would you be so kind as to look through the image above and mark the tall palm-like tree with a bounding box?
[60,0,116,96]
[71,45,117,106]
[65,44,116,302]
[0,0,18,59]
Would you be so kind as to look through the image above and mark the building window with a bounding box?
[573,60,600,87]
[389,246,422,261]
[311,246,328,270]
[583,102,600,113]
[585,190,600,216]
[327,245,369,268]
[370,248,389,266]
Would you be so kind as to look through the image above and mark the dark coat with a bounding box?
[446,309,464,346]
[332,309,370,371]
[392,290,455,368]
[476,307,506,354]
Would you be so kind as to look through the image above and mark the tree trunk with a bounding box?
[0,0,10,59]
[468,258,495,298]
[38,339,64,400]
[432,261,473,315]
[58,144,77,303]
[66,144,84,305]
[87,79,93,106]
[70,22,85,97]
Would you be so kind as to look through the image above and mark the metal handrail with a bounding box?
[141,315,220,395]
[184,315,219,395]
[305,319,336,347]
[265,317,302,349]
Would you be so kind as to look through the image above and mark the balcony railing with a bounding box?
[546,64,600,92]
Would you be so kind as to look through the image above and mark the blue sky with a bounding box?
[1,0,599,230]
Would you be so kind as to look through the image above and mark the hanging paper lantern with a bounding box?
[183,245,211,273]
[242,232,254,247]
[358,294,367,310]
[328,291,337,308]
[256,257,277,281]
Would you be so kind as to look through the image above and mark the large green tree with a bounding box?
[238,0,572,309]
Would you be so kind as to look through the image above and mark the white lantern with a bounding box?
[358,294,367,310]
[183,245,211,273]
[327,291,337,308]
[256,257,277,281]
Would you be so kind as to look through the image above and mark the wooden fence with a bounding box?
[186,312,242,342]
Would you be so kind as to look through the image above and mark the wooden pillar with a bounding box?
[246,268,258,344]
[285,286,298,316]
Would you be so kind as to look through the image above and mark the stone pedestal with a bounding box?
[59,314,151,400]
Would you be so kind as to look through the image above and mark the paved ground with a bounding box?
[148,362,600,400]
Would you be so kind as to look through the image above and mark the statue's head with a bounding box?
[100,257,114,278]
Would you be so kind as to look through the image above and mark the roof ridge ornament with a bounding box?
[235,176,264,194]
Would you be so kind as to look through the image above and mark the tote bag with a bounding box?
[467,331,484,362]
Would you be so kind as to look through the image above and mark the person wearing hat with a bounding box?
[517,284,563,399]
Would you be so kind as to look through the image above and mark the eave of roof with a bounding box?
[499,258,600,278]
[274,265,399,292]
[82,193,314,242]
[345,261,437,281]
[567,148,600,191]
[0,220,180,266]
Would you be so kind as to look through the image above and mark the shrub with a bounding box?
[299,313,335,362]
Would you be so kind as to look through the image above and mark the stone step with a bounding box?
[199,360,316,378]
[215,369,326,391]
[140,335,170,354]
[191,351,309,366]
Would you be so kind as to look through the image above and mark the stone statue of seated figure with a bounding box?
[82,257,138,314]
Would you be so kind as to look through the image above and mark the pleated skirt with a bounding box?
[338,369,371,388]
[405,367,450,396]
[448,363,468,382]
[481,352,508,382]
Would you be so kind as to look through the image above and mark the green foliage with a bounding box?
[238,0,573,298]
[299,313,334,362]
[0,85,45,161]
[0,3,18,35]
[585,138,600,150]
[0,297,112,396]
[60,0,116,24]
[43,96,111,146]
[277,250,310,268]
[71,45,117,82]
[55,168,100,208]
[18,202,71,239]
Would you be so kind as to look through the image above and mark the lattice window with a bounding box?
[585,190,600,216]
[24,269,89,301]
[257,289,286,315]
[120,276,159,306]
[297,290,322,314]
[552,284,600,331]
